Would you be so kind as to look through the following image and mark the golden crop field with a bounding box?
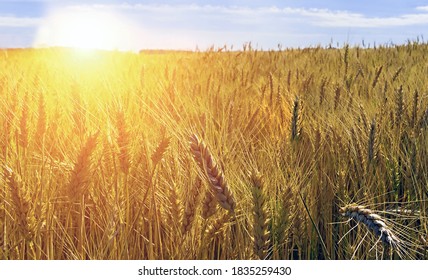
[0,44,427,260]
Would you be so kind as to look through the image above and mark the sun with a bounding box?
[34,8,138,51]
[52,13,117,50]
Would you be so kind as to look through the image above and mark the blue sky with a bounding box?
[1,0,428,50]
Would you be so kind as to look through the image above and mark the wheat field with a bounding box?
[0,43,427,260]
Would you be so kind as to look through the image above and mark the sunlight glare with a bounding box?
[34,7,139,52]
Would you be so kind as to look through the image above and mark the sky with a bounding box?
[1,0,428,50]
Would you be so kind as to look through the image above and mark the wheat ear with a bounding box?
[182,177,202,233]
[189,134,235,212]
[340,204,400,247]
[251,171,270,259]
[67,132,99,200]
[19,94,29,148]
[4,165,32,239]
[201,189,218,219]
[115,109,130,174]
[36,91,46,148]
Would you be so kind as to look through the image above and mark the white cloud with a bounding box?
[416,6,428,12]
[0,15,41,27]
[58,3,428,28]
[286,7,428,27]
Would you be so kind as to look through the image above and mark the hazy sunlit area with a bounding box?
[34,6,140,51]
[0,0,428,269]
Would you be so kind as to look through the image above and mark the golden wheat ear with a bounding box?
[189,134,236,212]
[3,165,33,239]
[250,171,271,259]
[340,204,400,247]
[67,131,99,201]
